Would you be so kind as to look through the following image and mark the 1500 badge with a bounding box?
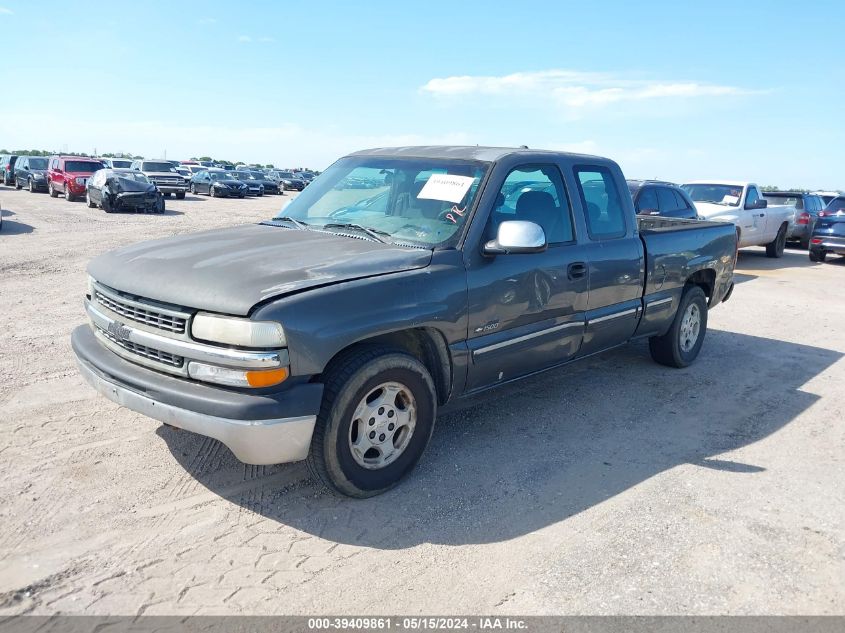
[474,320,500,334]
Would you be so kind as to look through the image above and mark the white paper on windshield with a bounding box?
[722,195,739,205]
[417,174,475,204]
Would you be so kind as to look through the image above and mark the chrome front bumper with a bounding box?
[77,355,316,464]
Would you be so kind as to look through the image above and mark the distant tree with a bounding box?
[0,149,7,153]
[761,185,780,191]
[265,164,275,168]
[197,156,213,162]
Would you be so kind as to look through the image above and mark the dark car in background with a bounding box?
[48,155,105,201]
[820,195,845,217]
[269,170,306,191]
[762,191,825,249]
[14,156,49,192]
[247,171,280,194]
[1,154,18,185]
[809,210,845,263]
[228,171,265,196]
[190,170,248,198]
[627,180,698,220]
[85,169,164,214]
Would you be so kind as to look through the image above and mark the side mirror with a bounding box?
[54,168,63,174]
[483,220,547,256]
[746,199,767,210]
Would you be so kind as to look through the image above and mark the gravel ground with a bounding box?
[0,186,843,616]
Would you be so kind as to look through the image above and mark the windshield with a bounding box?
[209,172,229,181]
[278,171,296,178]
[111,160,132,168]
[65,160,103,173]
[681,183,743,206]
[142,161,176,172]
[29,158,48,169]
[116,171,150,183]
[249,172,266,179]
[271,156,489,248]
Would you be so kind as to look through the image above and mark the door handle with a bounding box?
[758,213,765,218]
[567,262,587,280]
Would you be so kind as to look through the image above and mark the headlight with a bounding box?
[187,361,289,388]
[192,313,286,348]
[34,173,46,180]
[87,275,95,298]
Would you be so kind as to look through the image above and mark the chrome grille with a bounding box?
[94,290,187,334]
[151,177,183,185]
[97,326,184,368]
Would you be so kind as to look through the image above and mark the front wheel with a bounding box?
[766,223,787,258]
[190,184,196,195]
[809,249,826,263]
[175,191,185,200]
[307,347,437,498]
[28,179,35,193]
[65,187,75,202]
[14,179,22,190]
[86,192,96,208]
[49,182,58,198]
[649,286,708,368]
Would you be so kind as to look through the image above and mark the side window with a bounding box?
[745,186,760,207]
[636,187,658,213]
[575,166,627,240]
[672,190,690,210]
[492,164,574,244]
[657,187,678,213]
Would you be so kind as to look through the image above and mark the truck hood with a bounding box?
[695,201,742,219]
[87,223,433,315]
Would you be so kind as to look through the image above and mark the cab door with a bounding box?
[464,162,589,392]
[571,164,645,357]
[744,185,768,242]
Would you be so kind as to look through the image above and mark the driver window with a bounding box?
[490,164,574,244]
[746,187,760,206]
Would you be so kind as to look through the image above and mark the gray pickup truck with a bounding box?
[72,146,737,497]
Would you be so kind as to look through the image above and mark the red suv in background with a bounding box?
[48,155,104,202]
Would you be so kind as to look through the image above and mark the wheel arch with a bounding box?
[316,327,453,406]
[685,268,716,303]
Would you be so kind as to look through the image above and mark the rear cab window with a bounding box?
[574,166,627,239]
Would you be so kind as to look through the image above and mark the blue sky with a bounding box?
[0,0,843,187]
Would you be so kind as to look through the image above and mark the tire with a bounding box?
[809,250,826,263]
[157,197,165,214]
[14,178,22,190]
[307,347,437,498]
[28,179,35,193]
[209,187,217,198]
[765,223,787,258]
[238,193,245,199]
[799,238,810,250]
[102,195,113,213]
[649,286,708,368]
[175,191,185,200]
[49,182,58,198]
[65,186,75,202]
[86,192,96,208]
[190,184,196,194]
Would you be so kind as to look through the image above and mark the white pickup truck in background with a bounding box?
[681,181,795,258]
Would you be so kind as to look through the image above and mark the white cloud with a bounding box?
[0,7,14,15]
[237,35,252,43]
[421,69,755,109]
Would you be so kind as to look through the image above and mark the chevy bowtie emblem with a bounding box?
[107,320,132,342]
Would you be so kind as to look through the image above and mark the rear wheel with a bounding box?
[765,223,787,258]
[649,286,708,368]
[307,347,437,498]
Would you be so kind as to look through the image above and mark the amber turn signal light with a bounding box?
[245,367,289,388]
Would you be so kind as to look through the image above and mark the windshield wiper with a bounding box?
[270,216,310,230]
[321,222,392,244]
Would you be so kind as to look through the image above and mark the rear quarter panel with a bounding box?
[637,221,736,337]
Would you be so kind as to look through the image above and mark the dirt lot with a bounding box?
[0,186,843,616]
